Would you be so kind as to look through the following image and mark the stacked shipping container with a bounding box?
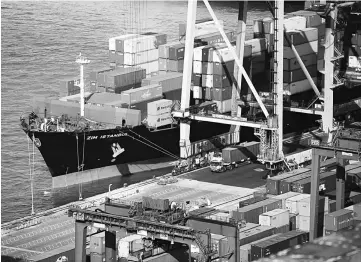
[283,27,319,96]
[97,67,146,94]
[89,232,105,262]
[158,42,186,73]
[146,99,173,128]
[253,12,324,101]
[109,33,167,77]
[141,72,183,101]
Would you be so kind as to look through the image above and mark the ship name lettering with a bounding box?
[87,133,126,140]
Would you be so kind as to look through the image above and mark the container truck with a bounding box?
[209,147,249,172]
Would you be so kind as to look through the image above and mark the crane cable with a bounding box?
[119,129,180,160]
[127,129,180,160]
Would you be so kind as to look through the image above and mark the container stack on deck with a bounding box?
[109,33,167,76]
[345,15,361,82]
[252,10,326,108]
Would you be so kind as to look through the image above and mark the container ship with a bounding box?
[20,10,361,185]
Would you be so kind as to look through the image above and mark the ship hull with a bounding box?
[28,120,240,178]
[26,110,320,182]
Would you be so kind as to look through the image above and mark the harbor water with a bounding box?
[1,1,304,223]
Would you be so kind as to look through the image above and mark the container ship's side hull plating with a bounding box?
[29,120,236,178]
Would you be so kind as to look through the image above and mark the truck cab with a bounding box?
[209,155,225,172]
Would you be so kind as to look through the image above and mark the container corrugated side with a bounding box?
[325,209,354,231]
[266,168,310,195]
[147,113,173,128]
[270,192,301,208]
[297,196,327,217]
[239,223,261,233]
[147,99,173,116]
[284,53,317,71]
[285,194,310,214]
[287,10,322,27]
[231,199,282,223]
[284,27,318,47]
[292,171,336,194]
[284,40,318,59]
[259,209,290,228]
[49,100,80,117]
[121,84,162,105]
[239,225,276,246]
[279,172,311,195]
[251,230,309,260]
[240,234,282,262]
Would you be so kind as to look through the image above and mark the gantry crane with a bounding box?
[173,0,360,173]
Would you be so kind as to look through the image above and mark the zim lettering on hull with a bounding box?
[87,133,127,140]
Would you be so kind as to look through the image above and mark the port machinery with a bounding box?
[69,203,241,262]
[172,0,361,174]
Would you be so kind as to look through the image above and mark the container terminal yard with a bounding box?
[3,0,361,262]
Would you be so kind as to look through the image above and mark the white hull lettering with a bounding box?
[87,133,127,140]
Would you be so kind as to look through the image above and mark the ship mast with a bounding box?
[76,53,90,117]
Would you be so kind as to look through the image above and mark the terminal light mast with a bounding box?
[76,53,90,117]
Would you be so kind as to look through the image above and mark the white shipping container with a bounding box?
[240,245,251,262]
[284,41,318,59]
[193,86,202,99]
[285,194,310,214]
[246,38,267,54]
[205,75,213,88]
[211,47,236,63]
[284,16,307,31]
[193,61,203,74]
[284,149,312,165]
[271,192,301,209]
[123,49,159,66]
[125,60,159,75]
[194,46,205,61]
[259,209,290,228]
[262,18,274,34]
[296,215,310,231]
[109,34,138,51]
[283,77,317,95]
[147,99,173,116]
[349,56,361,68]
[214,99,232,113]
[147,112,173,128]
[159,58,167,71]
[123,35,160,53]
[284,53,317,71]
[118,234,143,259]
[298,196,329,217]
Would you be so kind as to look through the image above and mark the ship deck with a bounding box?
[0,130,326,261]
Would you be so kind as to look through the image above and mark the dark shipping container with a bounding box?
[291,171,336,194]
[279,172,311,195]
[251,230,309,261]
[231,199,282,223]
[212,87,232,101]
[266,168,311,195]
[239,225,276,246]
